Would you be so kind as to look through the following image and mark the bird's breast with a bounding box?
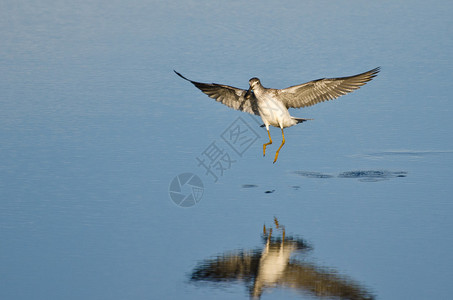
[257,92,293,128]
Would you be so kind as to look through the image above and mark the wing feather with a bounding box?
[278,67,380,109]
[174,71,259,115]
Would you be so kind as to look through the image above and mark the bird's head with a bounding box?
[248,77,261,89]
[245,77,260,99]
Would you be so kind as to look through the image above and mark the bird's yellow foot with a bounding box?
[273,129,286,163]
[274,217,279,228]
[263,129,272,157]
[263,142,272,156]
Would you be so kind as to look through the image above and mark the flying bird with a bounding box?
[175,67,379,163]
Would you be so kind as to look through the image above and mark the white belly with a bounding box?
[258,95,295,128]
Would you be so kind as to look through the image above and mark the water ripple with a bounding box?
[294,170,407,182]
[351,150,453,160]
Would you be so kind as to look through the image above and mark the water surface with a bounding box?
[1,1,453,299]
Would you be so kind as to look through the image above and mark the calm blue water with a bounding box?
[1,1,453,299]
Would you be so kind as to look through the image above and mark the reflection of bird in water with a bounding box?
[252,218,295,298]
[175,68,379,163]
[190,218,374,299]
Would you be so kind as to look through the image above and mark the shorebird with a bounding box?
[175,67,379,163]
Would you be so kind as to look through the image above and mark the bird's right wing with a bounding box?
[174,71,260,116]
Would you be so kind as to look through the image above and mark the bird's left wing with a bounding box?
[174,71,260,115]
[277,67,380,109]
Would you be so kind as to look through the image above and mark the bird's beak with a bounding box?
[244,86,252,99]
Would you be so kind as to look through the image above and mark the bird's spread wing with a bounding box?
[277,67,380,109]
[174,70,259,115]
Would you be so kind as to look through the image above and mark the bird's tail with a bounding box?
[259,118,313,127]
[293,117,313,124]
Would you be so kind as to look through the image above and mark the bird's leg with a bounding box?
[282,226,285,242]
[265,227,272,253]
[263,129,273,156]
[273,128,285,163]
